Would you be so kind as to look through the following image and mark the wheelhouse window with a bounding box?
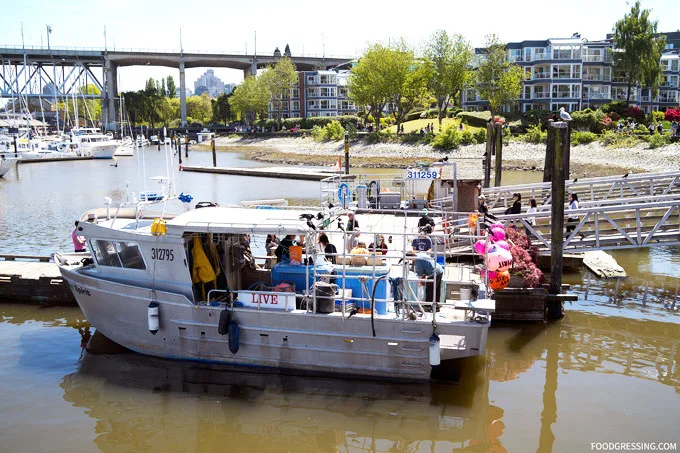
[91,240,146,270]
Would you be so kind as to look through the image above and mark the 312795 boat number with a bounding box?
[151,248,174,261]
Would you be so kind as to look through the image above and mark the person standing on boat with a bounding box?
[275,235,297,263]
[414,252,444,309]
[345,212,359,252]
[411,225,433,252]
[318,233,337,264]
[72,221,87,253]
[418,209,435,232]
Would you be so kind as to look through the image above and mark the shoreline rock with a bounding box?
[201,135,680,176]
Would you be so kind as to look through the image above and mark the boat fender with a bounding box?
[228,320,240,354]
[218,309,231,335]
[148,301,160,335]
[429,333,440,366]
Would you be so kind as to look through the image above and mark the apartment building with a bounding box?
[268,69,357,119]
[462,32,680,114]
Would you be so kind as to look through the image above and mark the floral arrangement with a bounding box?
[505,226,544,288]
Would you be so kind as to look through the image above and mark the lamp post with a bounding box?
[47,25,59,131]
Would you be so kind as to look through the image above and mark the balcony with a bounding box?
[583,73,611,82]
[532,72,551,80]
[659,96,678,103]
[525,53,548,62]
[582,54,612,63]
[553,91,579,99]
[582,92,611,100]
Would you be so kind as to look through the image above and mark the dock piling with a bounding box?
[494,122,503,187]
[211,138,216,167]
[548,121,569,319]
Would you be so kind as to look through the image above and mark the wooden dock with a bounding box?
[18,156,94,164]
[0,255,76,304]
[181,165,341,181]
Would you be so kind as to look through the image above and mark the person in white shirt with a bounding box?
[527,198,537,227]
[566,193,579,234]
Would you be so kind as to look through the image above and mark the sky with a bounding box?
[1,0,679,93]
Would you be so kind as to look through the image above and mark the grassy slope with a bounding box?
[384,118,483,134]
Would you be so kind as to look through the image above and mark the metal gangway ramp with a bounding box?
[489,194,680,254]
[482,170,680,213]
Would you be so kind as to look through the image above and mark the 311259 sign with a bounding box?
[406,169,439,180]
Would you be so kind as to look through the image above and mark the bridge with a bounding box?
[0,45,352,129]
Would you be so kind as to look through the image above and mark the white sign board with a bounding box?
[236,290,296,311]
[406,168,440,180]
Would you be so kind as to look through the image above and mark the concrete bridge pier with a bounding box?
[179,60,187,127]
[102,58,118,131]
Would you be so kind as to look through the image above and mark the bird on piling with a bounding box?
[622,173,629,179]
[572,178,578,183]
[559,107,572,122]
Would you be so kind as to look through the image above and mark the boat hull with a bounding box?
[60,266,489,381]
[0,157,18,177]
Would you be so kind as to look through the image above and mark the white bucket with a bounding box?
[460,287,472,301]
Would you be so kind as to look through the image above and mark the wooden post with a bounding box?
[494,122,503,187]
[548,121,567,319]
[185,136,189,158]
[483,122,494,188]
[562,122,571,180]
[543,120,555,183]
[211,138,216,167]
[177,138,182,165]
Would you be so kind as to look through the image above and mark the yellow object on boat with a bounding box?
[151,218,167,236]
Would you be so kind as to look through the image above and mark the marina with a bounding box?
[0,140,678,451]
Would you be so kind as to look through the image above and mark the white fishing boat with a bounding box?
[0,155,18,177]
[56,203,493,381]
[70,128,117,159]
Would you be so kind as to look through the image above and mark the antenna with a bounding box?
[104,26,107,52]
[179,28,183,54]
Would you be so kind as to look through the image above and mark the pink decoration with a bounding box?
[491,227,506,242]
[473,240,489,255]
[495,240,510,251]
[487,248,513,272]
[489,223,504,230]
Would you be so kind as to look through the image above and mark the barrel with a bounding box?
[314,282,336,313]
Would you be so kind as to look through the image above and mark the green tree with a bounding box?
[260,57,298,127]
[424,30,473,128]
[211,93,233,124]
[229,75,269,125]
[166,76,176,98]
[385,40,432,131]
[348,43,400,129]
[161,78,167,97]
[612,1,666,105]
[475,34,525,118]
[59,84,102,126]
[186,93,213,124]
[144,77,157,95]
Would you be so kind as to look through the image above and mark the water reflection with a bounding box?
[60,348,499,452]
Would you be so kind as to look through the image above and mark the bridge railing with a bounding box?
[0,44,352,59]
[486,196,680,254]
[484,170,680,212]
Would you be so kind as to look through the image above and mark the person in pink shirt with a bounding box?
[72,221,87,252]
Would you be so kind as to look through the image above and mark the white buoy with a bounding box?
[429,333,440,366]
[148,301,159,335]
